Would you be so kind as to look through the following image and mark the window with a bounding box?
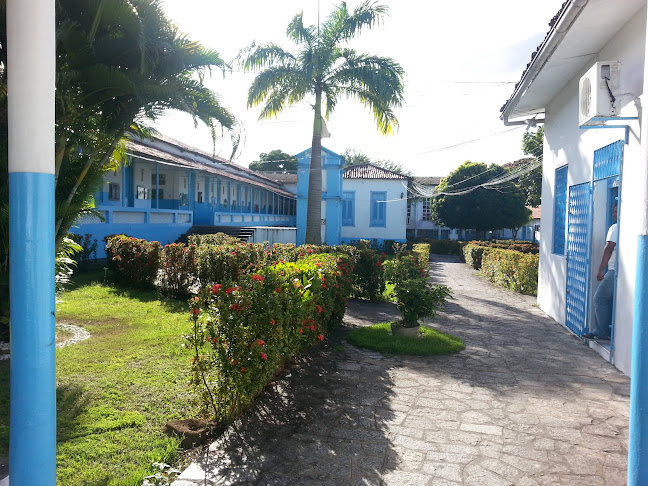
[342,192,355,226]
[370,191,386,227]
[108,183,120,201]
[422,198,433,221]
[553,166,568,254]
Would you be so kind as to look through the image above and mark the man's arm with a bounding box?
[597,241,616,281]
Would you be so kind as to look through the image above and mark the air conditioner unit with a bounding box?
[579,61,620,126]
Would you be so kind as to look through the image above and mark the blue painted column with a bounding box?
[629,10,648,482]
[7,0,57,484]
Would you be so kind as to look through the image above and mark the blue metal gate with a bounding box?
[565,182,592,335]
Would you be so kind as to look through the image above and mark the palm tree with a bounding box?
[241,1,404,244]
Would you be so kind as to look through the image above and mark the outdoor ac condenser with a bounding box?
[579,61,621,126]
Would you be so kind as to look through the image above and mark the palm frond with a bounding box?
[286,12,315,46]
[239,43,296,72]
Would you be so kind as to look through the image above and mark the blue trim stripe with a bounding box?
[9,172,56,484]
[629,235,648,485]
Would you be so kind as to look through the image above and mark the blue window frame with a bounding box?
[370,191,386,227]
[553,166,568,255]
[342,191,355,226]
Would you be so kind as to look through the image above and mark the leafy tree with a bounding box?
[241,2,404,244]
[0,0,239,254]
[431,161,531,235]
[505,126,544,207]
[342,149,412,176]
[249,149,297,173]
[0,0,239,334]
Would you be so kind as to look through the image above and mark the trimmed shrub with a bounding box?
[188,232,241,246]
[350,246,385,300]
[186,253,352,423]
[105,235,161,289]
[409,238,463,256]
[158,243,198,298]
[412,243,430,263]
[480,248,539,295]
[463,243,487,270]
[194,242,268,285]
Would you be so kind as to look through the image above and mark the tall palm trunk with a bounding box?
[305,90,323,244]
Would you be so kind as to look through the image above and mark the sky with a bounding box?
[154,0,566,177]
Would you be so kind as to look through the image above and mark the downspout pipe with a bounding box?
[627,4,648,484]
[500,0,588,126]
[7,0,57,484]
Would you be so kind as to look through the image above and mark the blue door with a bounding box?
[565,182,592,335]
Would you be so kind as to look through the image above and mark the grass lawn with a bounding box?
[347,322,465,356]
[0,272,201,485]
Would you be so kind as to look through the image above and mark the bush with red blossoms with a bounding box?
[158,243,198,298]
[186,254,352,423]
[105,235,161,289]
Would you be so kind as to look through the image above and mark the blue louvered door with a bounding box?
[565,182,592,335]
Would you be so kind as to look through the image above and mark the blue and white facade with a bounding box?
[74,135,296,257]
[500,0,646,376]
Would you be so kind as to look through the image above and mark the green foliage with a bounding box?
[412,243,430,263]
[158,244,198,299]
[68,233,99,270]
[384,250,451,326]
[350,246,385,301]
[347,322,465,356]
[56,236,83,293]
[187,233,241,247]
[240,2,404,243]
[462,243,487,270]
[194,242,268,285]
[408,238,463,256]
[431,161,531,232]
[105,235,161,289]
[248,149,297,173]
[480,248,539,295]
[186,254,352,423]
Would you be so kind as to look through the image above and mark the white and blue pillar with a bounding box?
[628,7,648,483]
[7,0,57,484]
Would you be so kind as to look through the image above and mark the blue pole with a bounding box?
[629,236,648,484]
[7,0,57,484]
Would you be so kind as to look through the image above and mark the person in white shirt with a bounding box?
[584,204,618,340]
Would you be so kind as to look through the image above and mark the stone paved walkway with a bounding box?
[173,256,630,486]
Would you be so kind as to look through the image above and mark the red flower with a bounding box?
[252,274,265,282]
[307,249,313,254]
[299,328,303,334]
[318,334,324,341]
[261,353,267,360]
[322,284,327,288]
[190,308,201,316]
[211,283,223,294]
[256,339,266,346]
[240,367,246,373]
[229,303,243,311]
[310,325,316,331]
[270,319,276,325]
[225,287,237,294]
[275,287,282,293]
[316,305,323,313]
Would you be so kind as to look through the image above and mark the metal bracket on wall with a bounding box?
[580,117,639,145]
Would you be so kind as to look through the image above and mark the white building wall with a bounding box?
[540,9,646,375]
[341,179,407,242]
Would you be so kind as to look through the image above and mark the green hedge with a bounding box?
[462,243,487,270]
[480,248,539,295]
[408,238,463,256]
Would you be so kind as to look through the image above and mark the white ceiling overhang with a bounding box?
[501,0,645,122]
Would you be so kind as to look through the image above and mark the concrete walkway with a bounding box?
[173,256,629,486]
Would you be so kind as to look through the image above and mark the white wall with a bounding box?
[540,8,646,375]
[341,179,407,241]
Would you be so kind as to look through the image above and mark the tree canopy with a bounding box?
[240,1,404,244]
[431,161,531,233]
[506,126,544,207]
[342,149,412,176]
[249,150,297,173]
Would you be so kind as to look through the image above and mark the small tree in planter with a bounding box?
[392,280,451,332]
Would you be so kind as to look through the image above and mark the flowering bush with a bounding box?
[158,243,198,298]
[105,235,161,289]
[186,253,352,423]
[393,280,451,327]
[348,240,384,300]
[194,242,268,285]
[187,232,241,247]
[384,251,428,283]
